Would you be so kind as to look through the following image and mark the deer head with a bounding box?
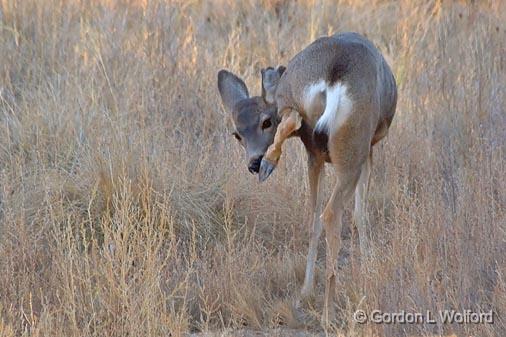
[217,66,285,175]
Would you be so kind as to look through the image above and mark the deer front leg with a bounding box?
[301,156,324,298]
[259,109,302,182]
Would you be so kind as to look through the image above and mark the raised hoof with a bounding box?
[258,158,276,182]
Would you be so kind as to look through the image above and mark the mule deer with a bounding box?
[217,32,397,324]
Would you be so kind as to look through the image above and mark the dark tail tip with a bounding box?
[313,128,329,153]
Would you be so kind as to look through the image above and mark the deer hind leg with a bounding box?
[301,156,325,299]
[259,109,302,181]
[320,168,360,326]
[354,150,372,261]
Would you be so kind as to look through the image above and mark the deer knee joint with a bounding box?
[320,208,334,227]
[325,259,338,281]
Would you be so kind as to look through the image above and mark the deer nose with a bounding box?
[248,155,263,174]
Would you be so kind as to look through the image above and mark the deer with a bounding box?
[217,32,397,325]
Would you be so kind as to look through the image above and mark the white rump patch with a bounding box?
[314,82,352,135]
[303,80,327,112]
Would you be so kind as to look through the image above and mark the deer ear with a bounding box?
[217,70,249,113]
[277,65,286,76]
[261,65,285,104]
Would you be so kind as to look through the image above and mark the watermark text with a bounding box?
[353,309,494,324]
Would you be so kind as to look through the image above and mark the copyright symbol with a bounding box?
[353,309,367,324]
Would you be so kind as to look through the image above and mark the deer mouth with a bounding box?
[248,156,263,174]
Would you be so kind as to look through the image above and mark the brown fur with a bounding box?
[265,33,396,326]
[218,32,397,326]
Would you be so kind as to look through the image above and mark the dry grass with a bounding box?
[0,0,504,336]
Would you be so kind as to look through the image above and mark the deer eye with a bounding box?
[262,118,272,130]
[232,132,242,141]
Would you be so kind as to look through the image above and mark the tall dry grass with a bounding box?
[0,0,504,336]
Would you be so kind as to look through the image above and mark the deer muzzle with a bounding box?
[248,155,263,174]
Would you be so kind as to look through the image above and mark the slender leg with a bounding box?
[264,109,302,163]
[300,155,324,298]
[259,109,302,182]
[320,171,360,327]
[354,151,372,260]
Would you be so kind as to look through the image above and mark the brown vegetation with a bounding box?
[0,0,504,336]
